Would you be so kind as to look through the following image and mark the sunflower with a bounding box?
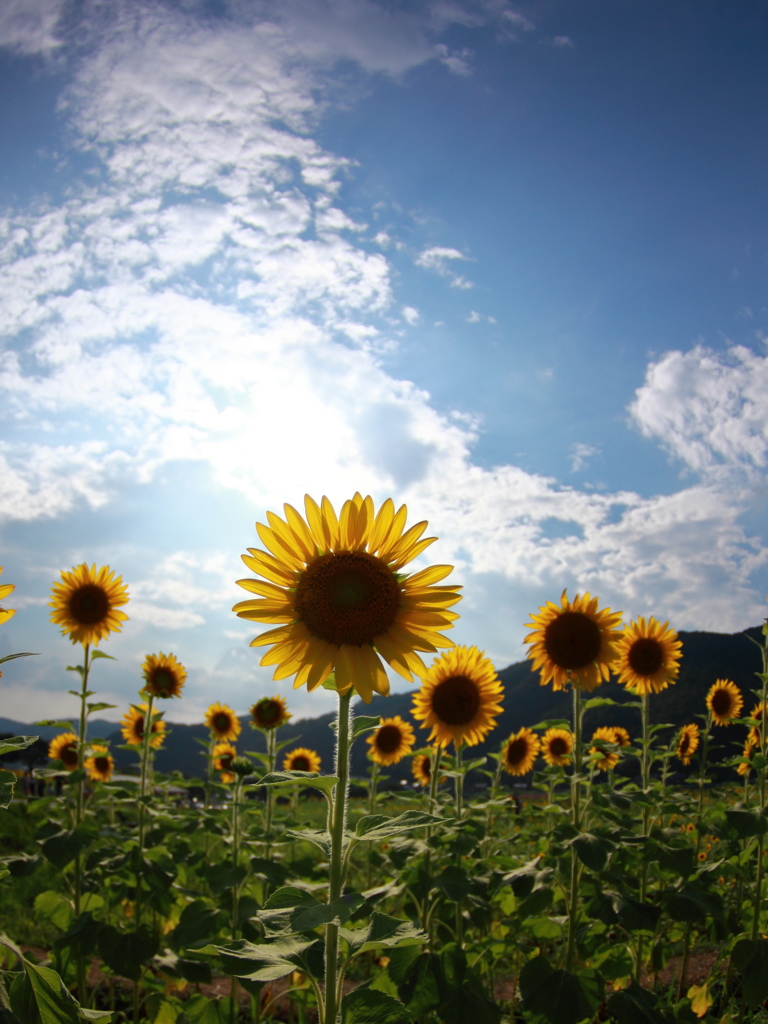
[589,727,622,772]
[676,723,700,766]
[49,563,129,646]
[411,645,503,748]
[737,736,755,777]
[541,727,573,767]
[121,703,166,748]
[502,728,540,776]
[233,494,462,703]
[142,652,186,699]
[213,741,237,783]
[283,747,322,773]
[48,732,79,770]
[367,716,416,766]
[705,679,743,726]
[85,746,114,783]
[411,752,435,787]
[251,695,291,731]
[614,617,682,695]
[747,700,768,747]
[524,590,623,692]
[611,726,632,747]
[0,567,16,626]
[204,702,242,741]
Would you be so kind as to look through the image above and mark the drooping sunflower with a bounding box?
[541,727,573,767]
[705,679,743,726]
[121,703,166,748]
[233,494,462,703]
[204,702,242,741]
[502,728,540,776]
[251,695,291,731]
[283,747,322,773]
[142,652,186,699]
[748,700,768,747]
[48,732,79,770]
[589,727,622,772]
[613,617,682,695]
[0,567,16,627]
[676,723,700,766]
[49,563,129,647]
[213,741,237,783]
[367,716,416,767]
[737,736,755,777]
[85,746,114,783]
[610,726,632,748]
[411,752,435,787]
[524,590,623,692]
[411,645,504,748]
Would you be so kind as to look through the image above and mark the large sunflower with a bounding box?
[524,590,623,692]
[706,679,743,726]
[121,703,166,748]
[411,645,504,748]
[541,727,573,767]
[50,564,129,646]
[367,716,415,766]
[251,695,291,731]
[233,494,461,703]
[213,741,237,783]
[142,652,186,699]
[0,567,16,626]
[48,732,79,770]
[614,617,682,695]
[676,723,700,766]
[205,702,242,741]
[589,727,622,772]
[85,746,114,783]
[283,747,322,773]
[502,728,540,776]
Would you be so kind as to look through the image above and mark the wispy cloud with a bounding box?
[415,245,474,288]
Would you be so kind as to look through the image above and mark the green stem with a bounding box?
[635,692,651,983]
[230,775,243,1024]
[565,680,582,971]
[366,761,379,890]
[74,644,91,1005]
[323,690,352,1024]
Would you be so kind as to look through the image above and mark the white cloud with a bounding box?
[630,342,768,476]
[570,442,599,472]
[402,305,420,325]
[415,245,474,289]
[0,0,65,54]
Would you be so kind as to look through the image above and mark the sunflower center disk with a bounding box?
[214,713,231,732]
[550,737,568,757]
[68,584,110,625]
[544,611,602,670]
[152,669,174,695]
[431,675,481,726]
[627,638,664,677]
[294,551,401,647]
[255,701,281,725]
[711,690,732,717]
[375,725,403,754]
[291,756,310,771]
[505,738,527,767]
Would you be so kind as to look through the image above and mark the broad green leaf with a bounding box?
[177,993,226,1024]
[89,651,116,661]
[257,771,338,794]
[194,936,320,982]
[607,981,668,1023]
[0,652,37,666]
[0,769,17,809]
[0,735,39,756]
[86,703,117,715]
[354,811,443,842]
[285,828,331,854]
[352,715,381,740]
[41,828,96,871]
[339,914,424,956]
[519,956,602,1024]
[582,697,620,710]
[32,721,74,731]
[731,938,768,1008]
[168,900,224,953]
[259,886,364,934]
[342,988,413,1023]
[572,833,613,872]
[98,925,159,981]
[724,807,768,838]
[662,888,723,925]
[34,891,73,932]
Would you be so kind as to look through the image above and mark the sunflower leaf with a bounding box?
[581,697,620,711]
[0,651,37,664]
[342,988,414,1023]
[354,811,444,842]
[257,771,338,794]
[0,735,39,756]
[89,651,116,661]
[86,703,117,715]
[0,770,18,809]
[352,716,381,740]
[33,720,75,730]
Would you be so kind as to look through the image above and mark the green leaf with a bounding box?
[724,807,768,838]
[0,935,112,1023]
[203,863,248,896]
[0,769,17,809]
[731,938,768,1008]
[259,886,364,934]
[257,771,338,794]
[519,956,602,1024]
[572,833,613,872]
[353,810,444,842]
[32,721,74,731]
[41,828,95,871]
[194,936,320,982]
[662,888,723,925]
[0,652,37,666]
[34,891,73,932]
[342,988,413,1023]
[606,981,668,1023]
[582,697,620,711]
[177,993,226,1023]
[86,703,117,715]
[98,925,159,981]
[89,651,116,661]
[0,735,39,756]
[285,828,331,854]
[352,715,381,741]
[168,900,224,953]
[339,914,424,956]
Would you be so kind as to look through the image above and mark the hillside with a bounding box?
[2,625,764,784]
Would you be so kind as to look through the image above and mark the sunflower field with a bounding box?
[2,494,768,1024]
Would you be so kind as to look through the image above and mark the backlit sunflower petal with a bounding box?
[256,521,306,568]
[320,496,340,548]
[304,495,329,549]
[249,624,299,647]
[0,583,14,600]
[266,510,315,563]
[376,503,409,558]
[405,565,455,587]
[367,498,395,552]
[388,534,437,569]
[235,578,288,599]
[283,503,319,558]
[241,550,296,586]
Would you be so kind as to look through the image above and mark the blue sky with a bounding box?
[1,0,767,728]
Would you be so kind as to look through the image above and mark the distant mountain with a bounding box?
[3,626,764,784]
